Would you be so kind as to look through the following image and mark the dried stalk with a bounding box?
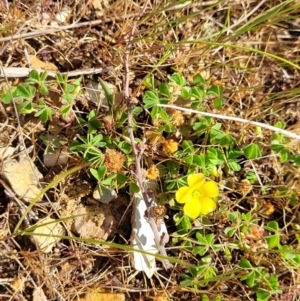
[0,14,139,43]
[123,1,170,269]
[158,104,300,142]
[0,67,112,78]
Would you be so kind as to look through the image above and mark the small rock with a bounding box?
[72,204,116,240]
[2,156,43,202]
[93,186,117,204]
[85,81,122,108]
[43,147,69,167]
[32,217,64,253]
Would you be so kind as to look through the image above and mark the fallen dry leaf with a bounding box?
[238,179,252,196]
[79,290,125,301]
[153,294,170,301]
[10,278,25,292]
[131,181,169,278]
[260,201,275,216]
[29,55,58,71]
[245,225,265,241]
[32,217,65,253]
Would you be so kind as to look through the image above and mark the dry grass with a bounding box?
[1,0,300,300]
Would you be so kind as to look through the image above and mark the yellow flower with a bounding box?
[175,173,219,219]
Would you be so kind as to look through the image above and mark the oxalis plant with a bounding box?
[139,72,300,300]
[2,70,81,122]
[2,68,300,300]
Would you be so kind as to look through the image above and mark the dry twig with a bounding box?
[123,0,170,270]
[0,14,139,43]
[0,67,113,78]
[159,104,300,142]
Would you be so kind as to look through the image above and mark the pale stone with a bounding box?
[85,81,122,108]
[43,147,69,167]
[2,156,43,202]
[92,186,117,204]
[72,204,116,241]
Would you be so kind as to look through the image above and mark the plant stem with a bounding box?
[123,0,170,270]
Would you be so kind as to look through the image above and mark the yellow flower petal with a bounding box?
[184,198,201,219]
[202,181,219,198]
[199,197,216,215]
[175,186,191,204]
[187,173,205,188]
